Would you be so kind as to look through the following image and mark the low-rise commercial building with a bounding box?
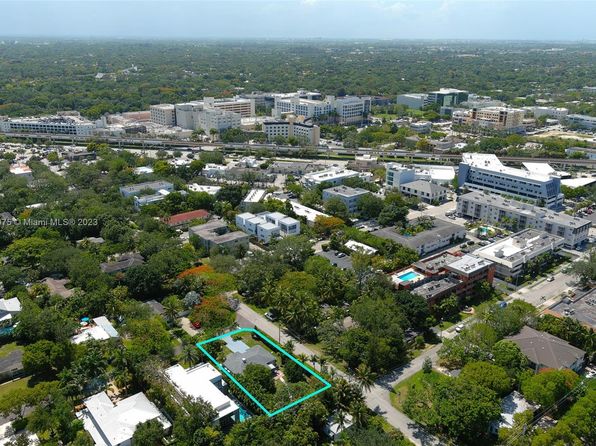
[425,88,469,107]
[77,391,171,446]
[473,229,565,279]
[373,218,466,256]
[189,220,249,253]
[322,185,370,213]
[385,163,455,189]
[458,153,563,209]
[399,180,448,203]
[9,164,33,181]
[565,114,596,130]
[241,189,267,210]
[456,191,590,248]
[565,147,596,160]
[301,168,365,188]
[289,202,330,226]
[410,121,432,134]
[523,106,568,121]
[119,181,174,198]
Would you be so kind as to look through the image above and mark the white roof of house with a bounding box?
[165,363,238,419]
[188,184,221,195]
[289,202,329,223]
[0,298,21,313]
[71,317,119,344]
[495,391,536,430]
[79,392,170,446]
[345,240,378,255]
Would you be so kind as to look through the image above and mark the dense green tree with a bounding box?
[132,419,164,446]
[459,361,512,396]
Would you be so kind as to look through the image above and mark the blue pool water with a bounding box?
[239,407,250,422]
[398,271,420,281]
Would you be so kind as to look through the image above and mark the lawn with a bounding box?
[0,376,32,398]
[0,342,21,358]
[390,370,447,412]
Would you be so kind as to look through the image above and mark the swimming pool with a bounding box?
[239,407,250,422]
[398,271,421,281]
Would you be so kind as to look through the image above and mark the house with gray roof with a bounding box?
[506,326,586,372]
[224,345,276,375]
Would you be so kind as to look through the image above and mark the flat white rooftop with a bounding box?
[165,363,238,419]
[462,153,553,182]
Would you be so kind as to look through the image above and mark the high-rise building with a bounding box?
[458,153,563,209]
[272,92,370,125]
[452,107,525,133]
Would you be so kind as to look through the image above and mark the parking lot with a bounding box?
[549,290,596,328]
[316,250,353,270]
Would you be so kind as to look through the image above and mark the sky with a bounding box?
[1,0,595,41]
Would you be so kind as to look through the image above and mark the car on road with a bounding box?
[547,276,555,282]
[265,310,279,322]
[455,323,464,333]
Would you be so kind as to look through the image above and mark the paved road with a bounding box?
[236,303,446,445]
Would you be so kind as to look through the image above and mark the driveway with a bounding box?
[235,302,445,446]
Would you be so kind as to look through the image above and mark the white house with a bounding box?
[165,363,239,425]
[77,391,171,446]
[71,316,119,344]
[0,298,21,327]
[235,211,300,243]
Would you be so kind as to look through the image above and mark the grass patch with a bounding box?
[390,370,447,412]
[0,376,32,398]
[0,342,21,359]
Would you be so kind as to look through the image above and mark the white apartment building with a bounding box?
[457,190,591,248]
[523,106,568,121]
[474,229,565,279]
[150,104,177,126]
[322,185,370,213]
[235,211,300,243]
[301,168,364,188]
[0,115,95,136]
[263,116,320,145]
[458,153,563,209]
[565,114,596,130]
[453,107,525,133]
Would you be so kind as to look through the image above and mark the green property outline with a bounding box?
[196,327,332,417]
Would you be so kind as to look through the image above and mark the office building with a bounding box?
[322,185,370,213]
[396,93,428,110]
[410,121,432,134]
[474,229,565,279]
[0,115,95,136]
[523,106,568,121]
[399,180,448,203]
[565,114,596,130]
[273,93,370,125]
[458,153,563,209]
[165,363,239,425]
[77,391,171,446]
[456,190,591,248]
[425,88,468,107]
[263,116,320,145]
[301,168,364,188]
[196,108,241,132]
[150,104,176,126]
[453,107,525,133]
[204,96,255,117]
[189,220,249,252]
[236,211,300,243]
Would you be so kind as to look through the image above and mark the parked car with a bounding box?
[455,323,464,333]
[265,310,279,322]
[547,276,555,282]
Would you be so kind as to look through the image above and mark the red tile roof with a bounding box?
[165,209,210,226]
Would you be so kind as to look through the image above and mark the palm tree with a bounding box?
[319,357,327,374]
[350,401,369,427]
[283,340,295,355]
[162,295,182,326]
[309,354,319,371]
[181,344,201,367]
[354,363,377,393]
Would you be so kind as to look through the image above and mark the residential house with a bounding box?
[224,345,277,375]
[100,253,144,274]
[72,316,120,344]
